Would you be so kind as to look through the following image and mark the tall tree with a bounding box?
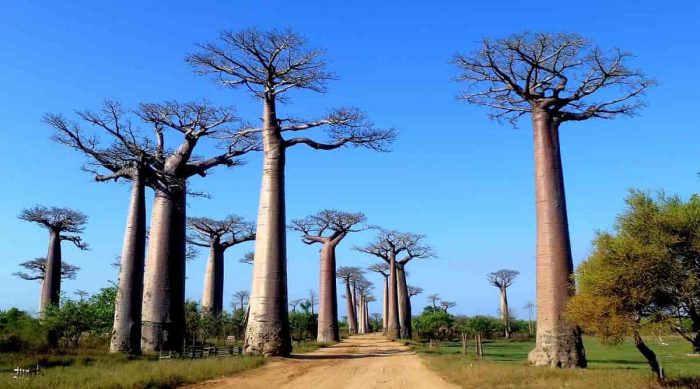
[355,278,373,334]
[14,258,80,281]
[524,301,535,337]
[356,230,433,339]
[188,28,396,356]
[368,262,390,333]
[186,216,256,316]
[19,206,88,317]
[337,266,362,335]
[487,269,519,338]
[137,101,259,352]
[408,286,423,299]
[290,210,369,342]
[453,32,653,367]
[308,289,318,315]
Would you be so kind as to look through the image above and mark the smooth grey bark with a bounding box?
[387,252,400,339]
[397,264,412,339]
[110,174,146,354]
[317,243,339,342]
[344,279,357,335]
[500,287,511,339]
[351,279,358,332]
[141,187,187,353]
[383,276,388,333]
[201,242,225,316]
[527,110,586,368]
[39,230,62,318]
[245,97,291,356]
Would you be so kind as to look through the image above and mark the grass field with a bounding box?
[417,336,700,389]
[0,340,330,389]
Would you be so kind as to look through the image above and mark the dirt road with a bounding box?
[187,334,459,389]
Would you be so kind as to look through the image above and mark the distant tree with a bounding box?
[308,289,318,316]
[487,269,519,338]
[19,206,88,318]
[240,251,254,265]
[189,28,396,356]
[368,262,390,333]
[355,229,434,339]
[408,286,423,298]
[427,294,440,309]
[524,301,535,337]
[291,210,369,342]
[454,31,653,368]
[289,298,304,313]
[187,215,255,316]
[337,266,363,335]
[14,258,80,281]
[440,301,456,313]
[233,290,250,312]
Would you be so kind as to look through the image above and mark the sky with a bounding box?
[0,0,698,321]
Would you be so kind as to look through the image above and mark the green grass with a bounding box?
[291,340,335,354]
[1,351,264,389]
[415,336,700,389]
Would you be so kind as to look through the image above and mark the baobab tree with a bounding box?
[233,290,250,312]
[408,286,423,299]
[186,216,256,316]
[290,210,369,342]
[427,294,440,309]
[525,301,535,337]
[289,298,304,313]
[240,251,254,265]
[356,230,434,339]
[487,269,519,338]
[188,28,396,356]
[307,289,318,315]
[19,206,88,317]
[453,32,653,367]
[46,101,160,354]
[136,101,259,353]
[440,301,456,313]
[14,258,80,282]
[368,262,389,333]
[355,278,374,334]
[337,266,362,335]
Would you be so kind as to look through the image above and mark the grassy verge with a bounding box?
[1,351,264,389]
[291,340,335,354]
[414,336,700,389]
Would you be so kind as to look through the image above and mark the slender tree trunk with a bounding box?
[344,280,357,335]
[365,298,370,332]
[500,288,511,339]
[397,265,411,339]
[382,276,388,334]
[527,109,586,368]
[387,253,400,339]
[357,295,364,334]
[39,230,62,317]
[317,243,339,342]
[244,96,291,356]
[141,187,187,353]
[201,242,224,316]
[634,331,662,379]
[351,280,358,331]
[110,175,146,354]
[692,332,700,353]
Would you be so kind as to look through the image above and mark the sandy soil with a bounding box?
[185,334,459,389]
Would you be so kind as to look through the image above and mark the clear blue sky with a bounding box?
[0,1,698,320]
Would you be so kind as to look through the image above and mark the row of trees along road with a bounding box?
[37,27,395,356]
[18,28,655,370]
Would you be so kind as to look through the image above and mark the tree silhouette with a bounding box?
[487,269,519,338]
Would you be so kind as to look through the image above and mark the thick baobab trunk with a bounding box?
[245,96,291,356]
[351,280,358,331]
[39,230,62,317]
[397,265,412,339]
[141,187,187,353]
[387,254,400,339]
[317,244,339,342]
[345,280,357,335]
[382,276,388,334]
[500,288,510,339]
[201,242,224,316]
[110,175,146,354]
[364,298,370,332]
[634,331,662,379]
[527,109,586,368]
